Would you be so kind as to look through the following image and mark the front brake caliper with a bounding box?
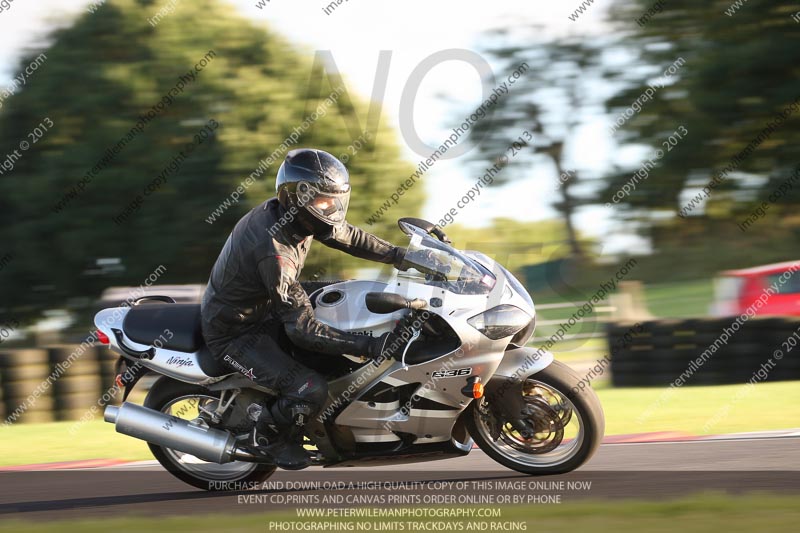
[477,401,502,440]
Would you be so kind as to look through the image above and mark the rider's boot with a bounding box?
[261,424,310,470]
[242,401,312,470]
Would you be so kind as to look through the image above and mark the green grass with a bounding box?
[0,419,152,466]
[532,277,715,319]
[549,337,607,362]
[642,279,715,318]
[597,380,800,436]
[0,381,798,467]
[0,493,797,532]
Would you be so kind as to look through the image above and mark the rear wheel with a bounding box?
[144,377,276,491]
[466,360,604,475]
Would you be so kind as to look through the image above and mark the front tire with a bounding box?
[144,377,276,491]
[466,360,604,475]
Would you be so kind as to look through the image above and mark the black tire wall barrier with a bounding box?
[0,345,120,424]
[608,318,800,387]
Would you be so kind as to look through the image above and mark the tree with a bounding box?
[604,0,800,220]
[0,0,422,321]
[466,37,608,258]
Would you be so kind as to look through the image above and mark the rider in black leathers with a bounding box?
[201,148,410,470]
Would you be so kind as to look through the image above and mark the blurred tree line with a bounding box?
[444,218,578,273]
[468,0,800,283]
[467,39,606,260]
[0,0,421,322]
[605,0,800,279]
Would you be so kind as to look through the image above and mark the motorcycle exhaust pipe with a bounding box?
[104,402,257,464]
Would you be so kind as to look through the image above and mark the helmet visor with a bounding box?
[298,181,350,225]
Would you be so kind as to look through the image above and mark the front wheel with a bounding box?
[144,377,276,491]
[466,360,604,475]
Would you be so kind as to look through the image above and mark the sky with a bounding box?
[0,0,643,252]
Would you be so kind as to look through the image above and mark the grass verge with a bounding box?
[0,419,151,466]
[0,493,797,532]
[598,380,800,436]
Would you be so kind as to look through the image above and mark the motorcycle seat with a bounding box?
[122,303,231,377]
[123,303,204,352]
[121,281,343,348]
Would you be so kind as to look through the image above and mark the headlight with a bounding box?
[510,313,536,348]
[467,305,531,340]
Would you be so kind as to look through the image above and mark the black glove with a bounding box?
[392,247,409,270]
[393,247,441,275]
[369,325,412,362]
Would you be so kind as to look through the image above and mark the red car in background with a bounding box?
[711,260,800,317]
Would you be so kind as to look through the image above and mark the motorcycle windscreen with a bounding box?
[402,232,496,295]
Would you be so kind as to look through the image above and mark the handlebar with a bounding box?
[365,292,428,314]
[398,217,452,244]
[406,298,428,310]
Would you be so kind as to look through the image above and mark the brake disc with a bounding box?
[524,383,574,427]
[500,396,565,454]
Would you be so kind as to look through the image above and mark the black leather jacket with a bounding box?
[201,198,400,356]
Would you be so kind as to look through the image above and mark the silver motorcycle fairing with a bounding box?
[323,347,553,448]
[492,346,554,379]
[331,347,504,446]
[312,280,401,337]
[313,259,538,447]
[94,308,230,386]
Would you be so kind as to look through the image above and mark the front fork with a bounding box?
[483,376,535,437]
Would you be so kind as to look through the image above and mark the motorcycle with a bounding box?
[96,218,604,490]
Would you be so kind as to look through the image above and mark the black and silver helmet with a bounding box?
[276,148,351,235]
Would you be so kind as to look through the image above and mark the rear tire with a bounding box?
[467,360,604,475]
[144,377,276,491]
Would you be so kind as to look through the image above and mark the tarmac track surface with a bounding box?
[1,437,798,522]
